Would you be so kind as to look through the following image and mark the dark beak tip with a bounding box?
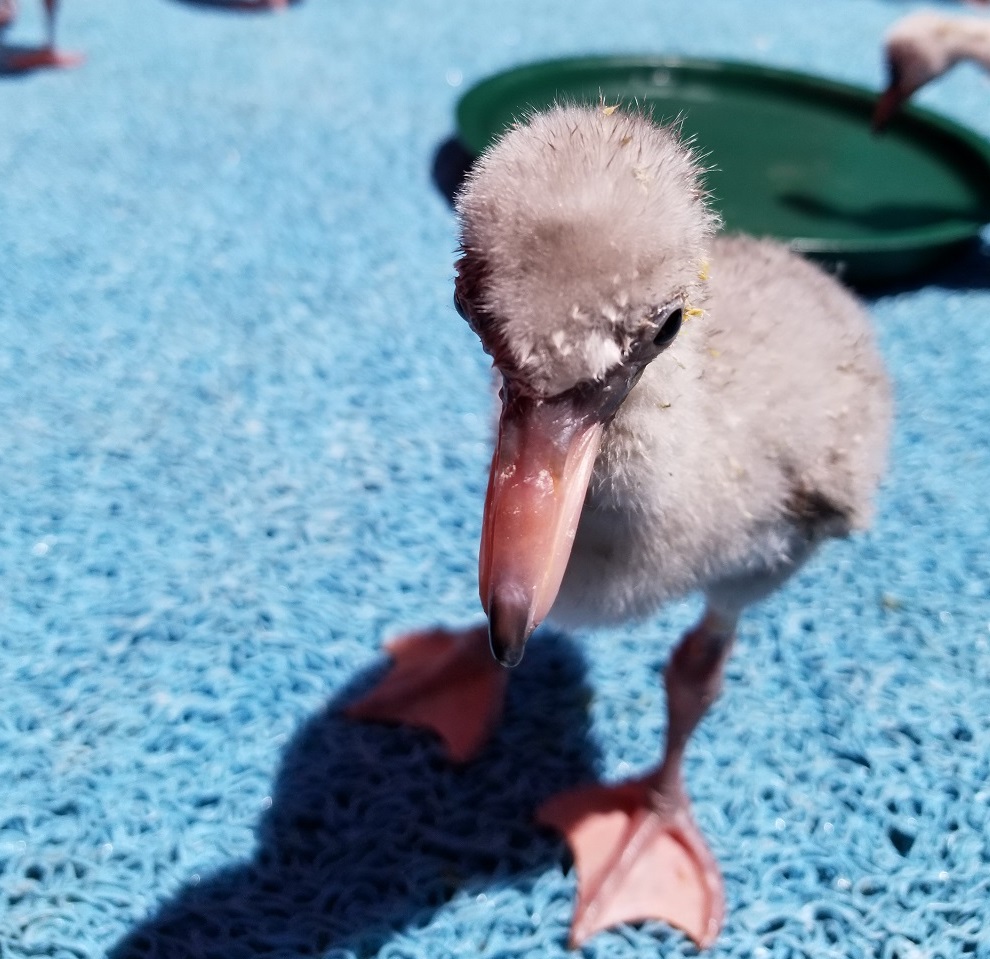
[487,596,532,668]
[493,643,526,668]
[488,623,528,668]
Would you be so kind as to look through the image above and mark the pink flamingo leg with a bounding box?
[538,610,733,948]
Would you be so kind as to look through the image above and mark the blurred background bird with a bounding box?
[0,0,81,72]
[875,9,990,128]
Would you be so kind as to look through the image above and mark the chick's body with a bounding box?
[555,235,891,628]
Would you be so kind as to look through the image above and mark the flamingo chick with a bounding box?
[874,10,990,129]
[0,0,82,73]
[349,105,891,948]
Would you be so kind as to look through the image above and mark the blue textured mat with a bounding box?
[2,1,989,957]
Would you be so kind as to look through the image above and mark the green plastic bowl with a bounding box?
[456,56,990,284]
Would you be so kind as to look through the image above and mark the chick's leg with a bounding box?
[538,608,735,949]
[345,625,509,763]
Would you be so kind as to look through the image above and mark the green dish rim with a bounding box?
[455,55,990,260]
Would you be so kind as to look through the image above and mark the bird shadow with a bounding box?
[108,629,598,958]
[431,136,474,209]
[167,0,302,13]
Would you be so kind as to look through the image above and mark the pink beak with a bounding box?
[479,389,604,666]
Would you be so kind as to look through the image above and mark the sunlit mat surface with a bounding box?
[1,1,988,957]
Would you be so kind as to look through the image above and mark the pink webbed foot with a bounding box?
[1,46,83,71]
[345,625,508,763]
[537,778,724,948]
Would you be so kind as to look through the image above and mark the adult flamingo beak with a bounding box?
[872,83,908,132]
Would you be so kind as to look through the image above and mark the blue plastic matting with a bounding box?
[1,1,988,957]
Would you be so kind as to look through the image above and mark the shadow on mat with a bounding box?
[109,630,596,958]
[431,136,474,209]
[168,0,301,13]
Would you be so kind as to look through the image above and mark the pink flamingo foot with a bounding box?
[346,625,509,763]
[2,45,82,71]
[538,778,725,948]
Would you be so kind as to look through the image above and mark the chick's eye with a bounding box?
[654,306,683,347]
[453,293,468,320]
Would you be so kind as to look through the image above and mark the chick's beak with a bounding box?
[479,389,603,667]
